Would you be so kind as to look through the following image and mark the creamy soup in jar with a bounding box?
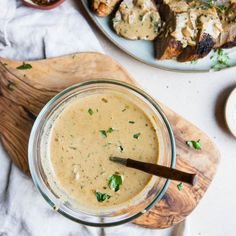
[46,92,159,211]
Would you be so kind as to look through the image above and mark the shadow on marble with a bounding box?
[214,83,236,138]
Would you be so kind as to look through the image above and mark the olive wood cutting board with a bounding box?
[0,52,220,229]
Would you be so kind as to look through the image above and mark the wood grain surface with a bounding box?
[0,52,220,228]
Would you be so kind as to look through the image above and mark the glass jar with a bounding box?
[28,79,176,227]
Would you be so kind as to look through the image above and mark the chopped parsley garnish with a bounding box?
[129,121,135,124]
[211,49,230,71]
[206,0,215,8]
[217,4,228,13]
[108,174,123,192]
[101,98,108,103]
[177,182,184,191]
[205,0,228,12]
[16,62,32,70]
[133,133,141,139]
[88,108,93,115]
[107,127,114,133]
[99,128,114,137]
[186,140,202,150]
[100,130,107,137]
[95,192,111,202]
[119,145,124,152]
[122,105,129,112]
[190,60,197,65]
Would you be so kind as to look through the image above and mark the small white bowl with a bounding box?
[225,87,236,138]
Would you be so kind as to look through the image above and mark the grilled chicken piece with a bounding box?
[155,0,190,59]
[156,0,223,61]
[214,3,236,49]
[178,33,215,61]
[156,35,183,59]
[178,3,222,62]
[113,0,161,40]
[92,0,121,16]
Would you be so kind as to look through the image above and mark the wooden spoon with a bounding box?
[110,156,198,186]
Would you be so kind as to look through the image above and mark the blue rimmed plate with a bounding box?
[81,0,236,72]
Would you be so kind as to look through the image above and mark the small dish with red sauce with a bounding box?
[22,0,65,10]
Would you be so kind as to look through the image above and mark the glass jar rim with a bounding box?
[28,79,176,227]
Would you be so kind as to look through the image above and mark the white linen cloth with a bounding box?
[0,0,189,235]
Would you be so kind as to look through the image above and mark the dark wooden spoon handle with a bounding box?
[126,158,197,186]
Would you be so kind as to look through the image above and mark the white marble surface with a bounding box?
[90,25,236,236]
[0,1,236,235]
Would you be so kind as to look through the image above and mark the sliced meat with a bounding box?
[156,35,183,60]
[155,0,190,59]
[215,3,236,49]
[92,0,121,16]
[112,0,161,40]
[156,0,223,61]
[178,33,215,61]
[177,3,222,62]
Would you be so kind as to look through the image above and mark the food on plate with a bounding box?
[112,0,161,40]
[91,0,236,63]
[214,2,236,49]
[46,92,159,210]
[156,0,190,59]
[177,1,222,62]
[92,0,121,16]
[156,0,222,61]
